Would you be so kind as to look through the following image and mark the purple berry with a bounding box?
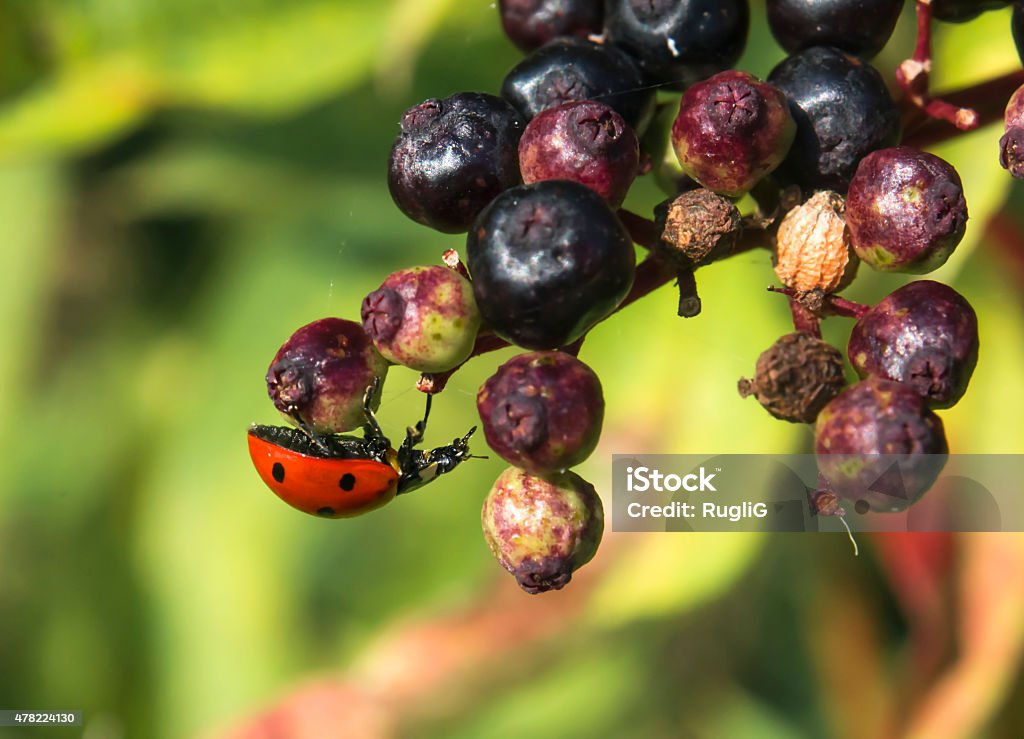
[603,0,750,90]
[816,378,948,511]
[477,351,604,474]
[388,93,524,234]
[932,0,1011,23]
[361,266,481,373]
[500,38,655,130]
[482,466,604,594]
[766,0,903,59]
[266,318,389,433]
[846,147,968,273]
[1000,83,1024,178]
[671,70,795,196]
[498,0,604,53]
[738,332,846,424]
[848,281,979,409]
[768,46,900,191]
[466,180,636,350]
[518,101,639,207]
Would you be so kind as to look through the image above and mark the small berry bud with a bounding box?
[774,191,859,300]
[361,266,481,373]
[482,466,604,594]
[816,378,948,511]
[519,101,639,208]
[655,189,742,267]
[738,332,846,424]
[846,147,968,273]
[848,280,979,409]
[1000,83,1024,179]
[671,71,795,196]
[266,318,389,433]
[477,351,603,474]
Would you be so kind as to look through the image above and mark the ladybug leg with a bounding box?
[360,379,387,442]
[289,411,333,456]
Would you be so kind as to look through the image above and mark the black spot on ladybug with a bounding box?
[317,506,335,517]
[272,462,285,483]
[339,473,356,491]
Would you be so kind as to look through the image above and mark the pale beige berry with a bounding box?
[774,191,858,296]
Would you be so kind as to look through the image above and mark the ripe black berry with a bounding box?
[766,0,903,59]
[500,38,655,130]
[768,46,900,191]
[361,266,481,373]
[388,93,524,234]
[738,332,846,424]
[848,281,979,409]
[518,101,639,207]
[466,180,636,350]
[670,70,795,196]
[477,351,604,474]
[482,466,604,594]
[266,318,389,433]
[498,0,604,53]
[846,147,968,273]
[932,0,1011,23]
[816,377,949,511]
[603,0,750,90]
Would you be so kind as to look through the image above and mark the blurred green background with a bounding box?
[3,1,1024,737]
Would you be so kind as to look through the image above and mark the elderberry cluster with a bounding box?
[249,1,1024,593]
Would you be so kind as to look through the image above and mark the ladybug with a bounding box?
[248,383,476,518]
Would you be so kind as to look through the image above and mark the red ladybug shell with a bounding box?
[247,431,399,518]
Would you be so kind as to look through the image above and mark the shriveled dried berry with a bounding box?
[477,351,604,474]
[848,281,979,409]
[655,189,742,267]
[738,332,846,423]
[361,266,481,373]
[846,147,968,273]
[671,70,795,196]
[519,101,639,207]
[774,191,859,301]
[482,466,604,594]
[266,318,389,433]
[816,377,948,511]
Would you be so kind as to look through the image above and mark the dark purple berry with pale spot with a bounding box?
[519,101,639,207]
[816,377,948,511]
[482,466,604,594]
[388,92,524,234]
[848,281,979,409]
[361,266,481,373]
[500,38,654,130]
[498,0,604,53]
[846,147,968,273]
[1000,83,1024,178]
[671,70,795,196]
[266,318,389,433]
[477,351,604,474]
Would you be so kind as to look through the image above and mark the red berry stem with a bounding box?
[768,285,871,320]
[896,0,980,132]
[442,248,472,280]
[788,298,822,338]
[675,267,701,317]
[617,208,660,250]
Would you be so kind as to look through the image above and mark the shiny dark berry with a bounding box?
[466,180,636,350]
[816,378,948,511]
[768,46,900,192]
[266,318,389,433]
[671,70,795,196]
[388,93,524,234]
[932,0,1011,23]
[603,0,750,90]
[738,332,847,424]
[518,101,639,207]
[482,466,604,594]
[1000,83,1024,178]
[499,0,604,53]
[846,147,968,273]
[766,0,903,59]
[477,351,604,474]
[848,281,979,409]
[361,266,481,373]
[1014,2,1024,65]
[655,189,741,267]
[500,38,655,130]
